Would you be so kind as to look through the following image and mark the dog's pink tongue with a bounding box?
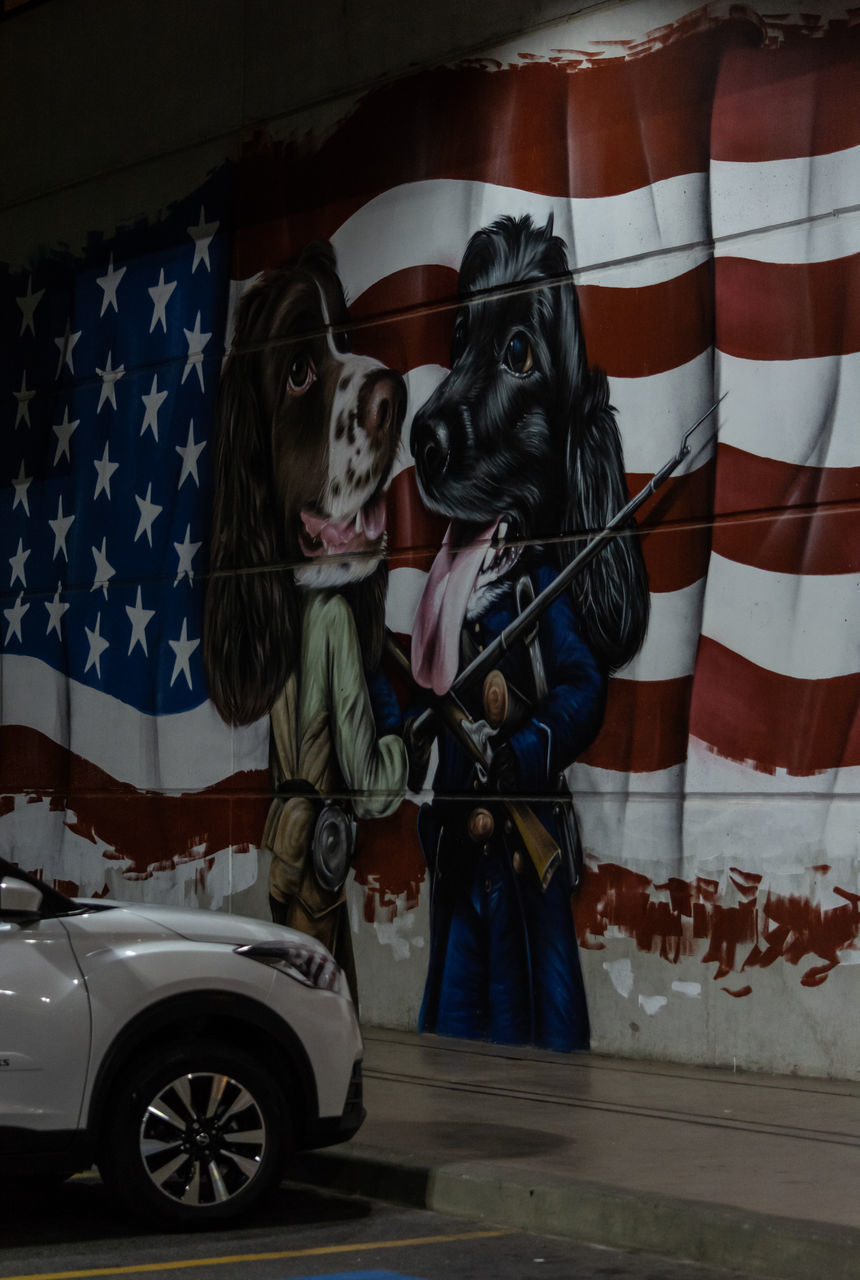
[300,493,387,554]
[412,522,498,696]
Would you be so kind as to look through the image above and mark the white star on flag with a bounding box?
[9,538,30,588]
[140,374,168,440]
[134,483,163,546]
[91,537,115,598]
[93,441,119,499]
[176,420,206,489]
[49,494,75,560]
[96,351,125,413]
[52,406,80,463]
[174,524,202,584]
[169,618,199,689]
[148,268,177,333]
[54,319,81,376]
[181,313,211,391]
[96,253,126,317]
[12,460,32,515]
[125,586,155,656]
[16,276,44,336]
[84,612,110,677]
[14,372,35,428]
[45,584,69,639]
[188,206,219,273]
[4,593,29,644]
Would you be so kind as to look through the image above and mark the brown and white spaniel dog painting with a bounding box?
[203,243,408,1004]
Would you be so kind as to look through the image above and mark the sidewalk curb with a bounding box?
[298,1148,860,1280]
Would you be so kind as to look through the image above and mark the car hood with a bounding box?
[73,899,315,949]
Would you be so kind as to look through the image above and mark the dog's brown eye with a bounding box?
[287,352,315,394]
[503,332,534,376]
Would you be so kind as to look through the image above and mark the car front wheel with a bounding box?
[99,1041,290,1226]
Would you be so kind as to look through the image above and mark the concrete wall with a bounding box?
[1,0,601,265]
[2,0,858,1078]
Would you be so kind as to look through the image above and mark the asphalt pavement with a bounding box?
[296,1028,860,1280]
[0,1175,767,1280]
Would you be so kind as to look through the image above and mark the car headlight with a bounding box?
[235,941,341,991]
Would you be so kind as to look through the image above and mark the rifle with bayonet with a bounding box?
[391,396,724,889]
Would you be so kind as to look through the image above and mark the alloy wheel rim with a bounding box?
[138,1071,267,1206]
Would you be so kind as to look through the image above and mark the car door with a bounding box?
[0,881,91,1140]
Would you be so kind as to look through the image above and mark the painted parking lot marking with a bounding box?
[1,1230,507,1280]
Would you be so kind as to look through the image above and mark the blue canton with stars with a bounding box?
[0,171,233,715]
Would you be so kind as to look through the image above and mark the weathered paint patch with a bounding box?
[577,860,860,991]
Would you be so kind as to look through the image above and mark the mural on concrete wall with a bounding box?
[1,3,858,1065]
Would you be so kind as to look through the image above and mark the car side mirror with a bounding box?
[0,875,44,919]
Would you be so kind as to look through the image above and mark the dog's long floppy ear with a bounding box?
[203,305,298,726]
[554,282,650,673]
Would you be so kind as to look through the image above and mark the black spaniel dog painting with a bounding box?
[408,214,649,1050]
[203,243,408,1005]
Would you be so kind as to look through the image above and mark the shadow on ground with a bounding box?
[0,1170,371,1247]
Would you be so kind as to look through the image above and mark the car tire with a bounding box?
[98,1040,290,1226]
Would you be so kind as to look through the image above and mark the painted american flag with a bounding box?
[1,3,858,1005]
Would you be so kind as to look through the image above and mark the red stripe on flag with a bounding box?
[712,445,860,575]
[581,675,693,773]
[351,266,459,374]
[690,637,860,775]
[716,256,860,361]
[234,22,762,277]
[351,265,458,323]
[711,27,860,162]
[579,262,713,377]
[0,726,269,877]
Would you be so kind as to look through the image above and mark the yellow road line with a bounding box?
[1,1228,509,1280]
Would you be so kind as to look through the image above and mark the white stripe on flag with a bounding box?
[711,146,860,248]
[618,581,705,682]
[700,554,860,681]
[715,209,860,267]
[1,654,268,792]
[608,352,716,475]
[685,735,860,797]
[332,175,711,300]
[716,351,860,470]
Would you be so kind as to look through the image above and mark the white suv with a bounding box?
[0,856,364,1226]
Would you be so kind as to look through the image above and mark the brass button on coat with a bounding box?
[467,807,494,841]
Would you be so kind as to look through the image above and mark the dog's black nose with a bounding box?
[412,415,451,487]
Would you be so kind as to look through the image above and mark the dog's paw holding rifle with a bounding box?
[487,741,519,795]
[404,718,434,793]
